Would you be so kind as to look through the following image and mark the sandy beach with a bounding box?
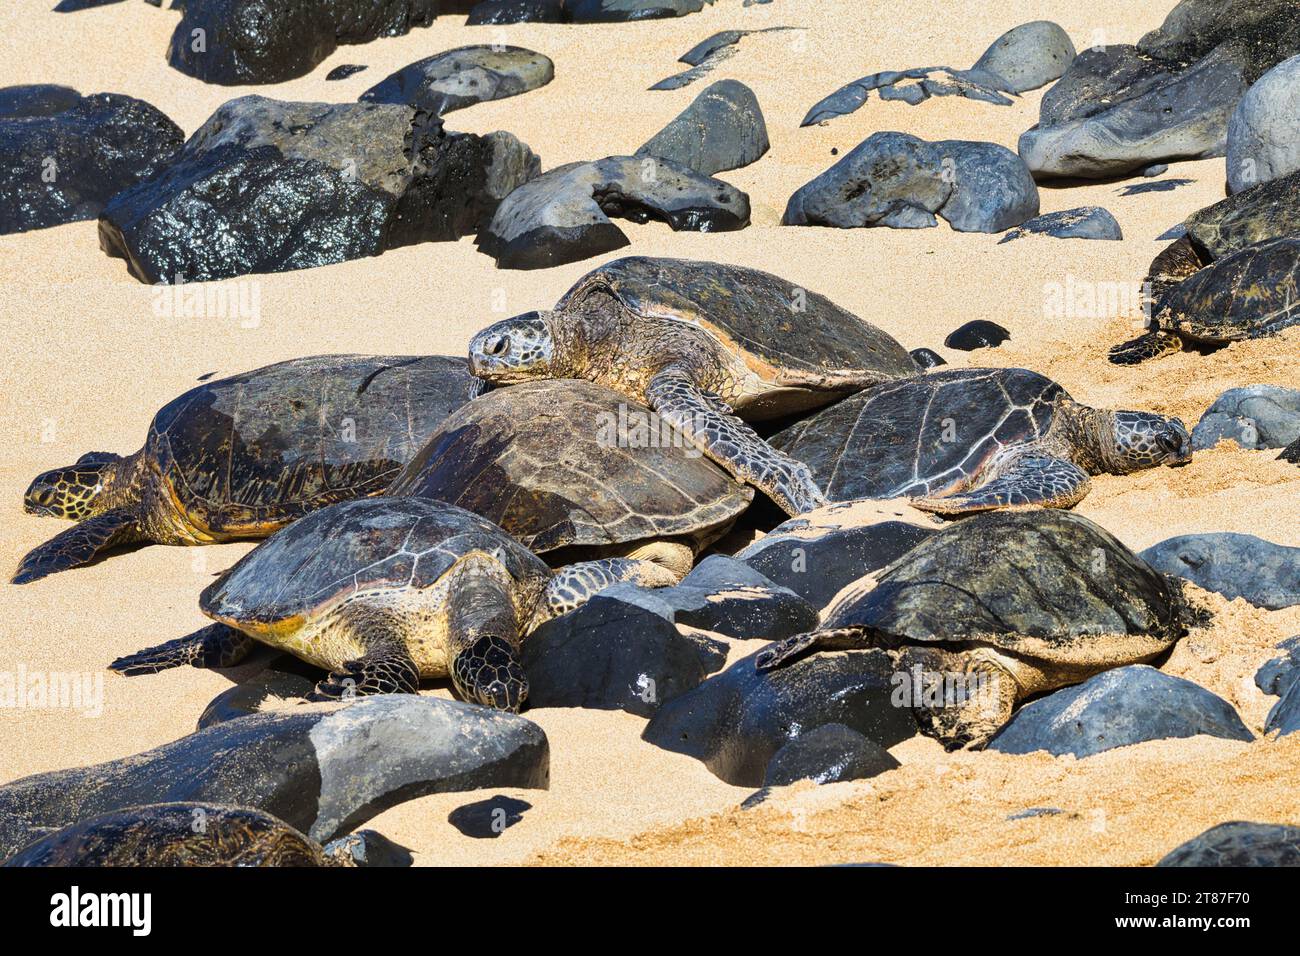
[1,0,1298,865]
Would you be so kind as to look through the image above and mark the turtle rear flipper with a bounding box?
[646,367,827,516]
[912,455,1090,514]
[535,556,680,625]
[755,626,871,671]
[13,508,142,584]
[110,622,255,675]
[1108,329,1181,365]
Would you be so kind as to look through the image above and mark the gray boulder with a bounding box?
[1141,533,1300,610]
[1192,385,1300,450]
[989,665,1253,758]
[973,20,1076,93]
[784,131,1039,233]
[642,648,916,786]
[0,696,549,857]
[1159,821,1300,866]
[0,87,182,235]
[763,723,899,786]
[477,154,749,269]
[99,96,538,282]
[637,79,769,176]
[359,45,554,115]
[1266,672,1300,736]
[1227,55,1300,193]
[998,206,1122,243]
[1254,635,1300,696]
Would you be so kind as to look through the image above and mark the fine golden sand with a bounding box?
[1,0,1298,865]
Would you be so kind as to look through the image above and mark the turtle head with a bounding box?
[468,311,556,384]
[1106,411,1192,473]
[23,452,125,520]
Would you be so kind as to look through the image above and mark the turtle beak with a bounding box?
[1163,419,1193,466]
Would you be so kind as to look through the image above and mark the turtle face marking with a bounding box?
[469,312,555,384]
[1110,412,1192,472]
[23,453,120,520]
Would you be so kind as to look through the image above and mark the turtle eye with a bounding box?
[485,336,509,356]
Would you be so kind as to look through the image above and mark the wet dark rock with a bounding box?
[1141,533,1300,610]
[1227,55,1300,193]
[326,64,368,81]
[360,46,554,115]
[1137,0,1300,85]
[447,795,531,838]
[0,87,182,235]
[784,132,1039,234]
[972,20,1076,94]
[168,0,439,85]
[99,95,538,282]
[909,347,946,369]
[467,0,565,23]
[762,723,899,786]
[1254,635,1300,696]
[1158,821,1300,866]
[477,154,749,269]
[521,594,728,716]
[1266,672,1300,736]
[1191,385,1300,450]
[735,506,937,609]
[802,67,1014,126]
[998,206,1122,243]
[944,319,1010,351]
[0,696,550,856]
[642,648,917,786]
[1282,436,1300,463]
[649,556,819,641]
[323,829,413,866]
[637,79,768,176]
[988,665,1253,758]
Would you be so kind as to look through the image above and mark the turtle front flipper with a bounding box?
[534,557,680,626]
[646,368,827,516]
[13,508,143,584]
[755,626,870,671]
[912,455,1090,515]
[1108,329,1182,365]
[110,622,255,675]
[309,647,421,701]
[447,561,528,711]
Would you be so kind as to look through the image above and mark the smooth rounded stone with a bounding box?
[1158,822,1300,867]
[326,64,368,81]
[736,504,937,609]
[1254,635,1300,696]
[476,154,749,270]
[648,555,819,641]
[1266,673,1300,736]
[99,96,538,282]
[467,0,565,23]
[0,87,182,235]
[636,79,769,176]
[1144,163,1170,177]
[642,648,917,787]
[322,829,413,867]
[1019,43,1250,180]
[784,132,1039,234]
[1191,385,1300,450]
[973,20,1076,94]
[762,723,899,787]
[446,795,531,838]
[521,594,728,717]
[168,0,438,85]
[801,67,1014,126]
[944,319,1009,351]
[1283,436,1300,463]
[1228,55,1300,193]
[196,654,319,729]
[998,206,1122,243]
[0,696,550,856]
[1140,533,1300,610]
[909,347,946,369]
[359,46,554,115]
[988,665,1253,758]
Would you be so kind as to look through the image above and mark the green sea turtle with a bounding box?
[1281,436,1300,463]
[110,496,677,710]
[1112,235,1300,364]
[755,510,1204,749]
[386,379,754,580]
[15,355,478,584]
[1,803,391,867]
[770,367,1191,513]
[467,256,918,516]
